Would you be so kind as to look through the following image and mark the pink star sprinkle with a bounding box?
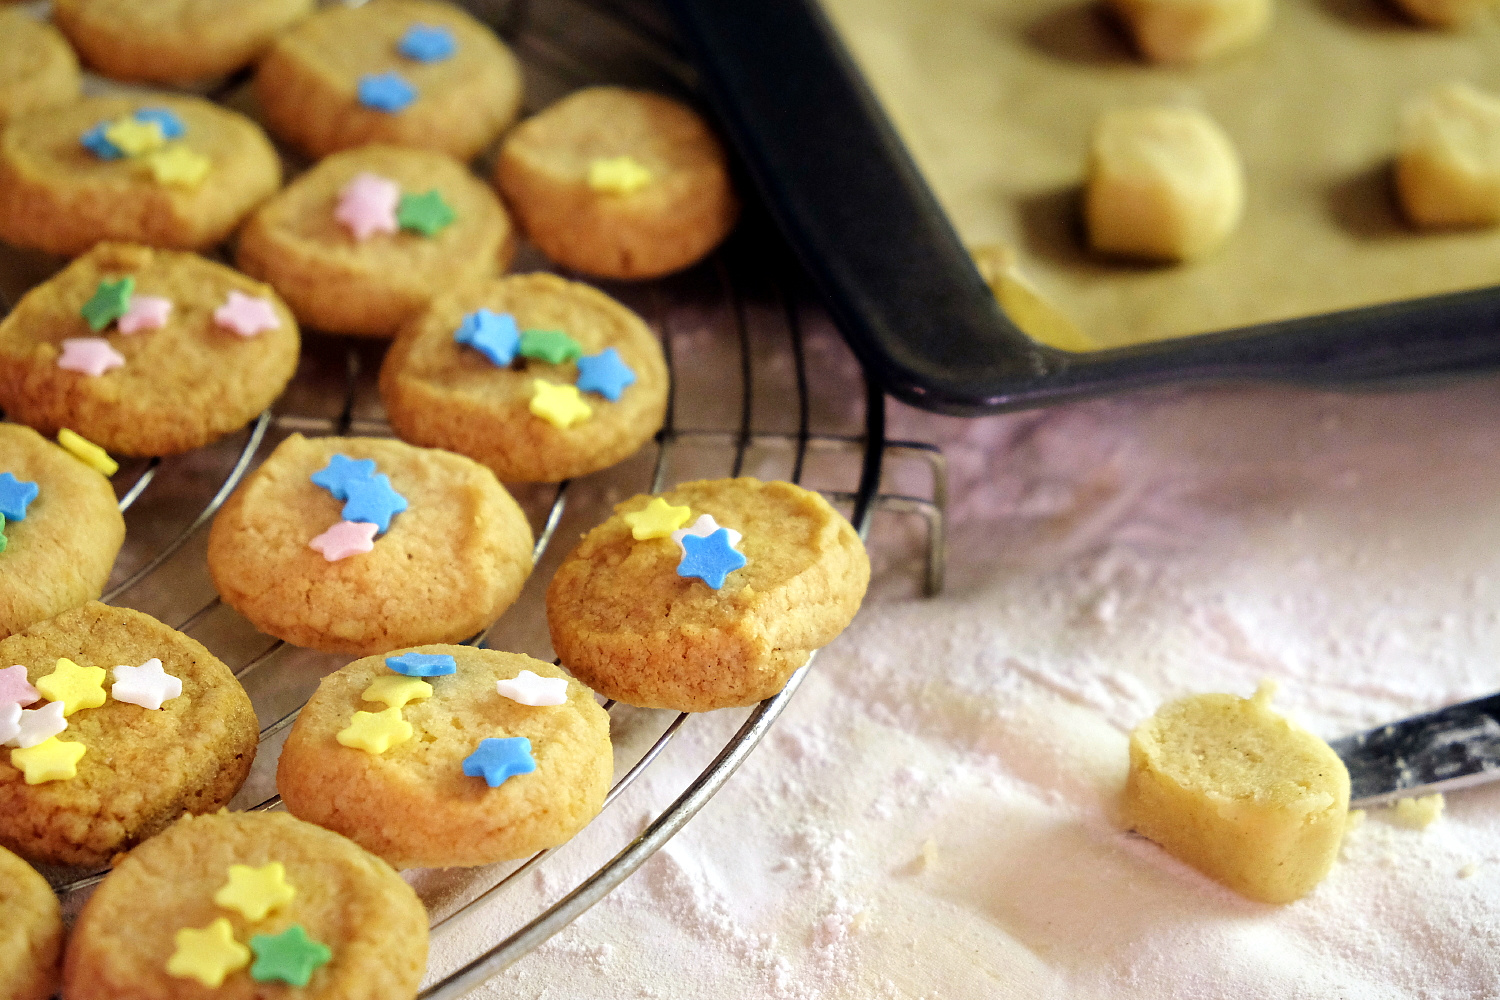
[214,291,280,337]
[335,172,401,240]
[308,520,379,561]
[57,337,126,377]
[117,294,172,334]
[0,665,39,708]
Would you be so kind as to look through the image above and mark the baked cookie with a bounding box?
[0,845,62,1000]
[547,478,870,712]
[208,434,534,655]
[0,242,299,457]
[53,0,312,84]
[0,94,280,256]
[236,144,514,337]
[278,645,611,869]
[379,272,668,482]
[495,86,739,280]
[255,0,523,161]
[0,601,258,868]
[0,9,81,127]
[0,424,124,640]
[64,810,428,1000]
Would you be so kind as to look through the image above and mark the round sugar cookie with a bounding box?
[379,272,669,482]
[207,434,534,655]
[495,86,739,280]
[0,94,280,256]
[53,0,313,84]
[254,0,523,161]
[0,602,258,868]
[236,144,514,337]
[546,478,870,712]
[0,10,81,128]
[278,646,611,869]
[0,242,300,457]
[64,810,428,1000]
[0,846,62,1000]
[0,423,124,640]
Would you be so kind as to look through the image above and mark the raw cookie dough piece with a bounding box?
[970,244,1093,352]
[53,0,313,84]
[547,478,870,712]
[0,243,299,457]
[64,810,428,1000]
[254,0,523,161]
[207,434,534,655]
[0,10,81,127]
[279,646,612,869]
[0,846,62,1000]
[236,144,514,337]
[380,272,669,482]
[1106,0,1271,64]
[1395,83,1500,228]
[1124,683,1350,904]
[0,602,258,868]
[495,86,739,280]
[0,94,280,256]
[0,424,124,640]
[1085,106,1244,263]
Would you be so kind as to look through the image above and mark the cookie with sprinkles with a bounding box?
[0,845,62,1000]
[0,9,80,129]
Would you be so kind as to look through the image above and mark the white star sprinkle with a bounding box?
[495,670,569,707]
[0,702,19,746]
[670,514,743,556]
[7,700,66,748]
[111,658,182,711]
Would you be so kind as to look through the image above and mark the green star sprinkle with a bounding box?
[0,514,7,554]
[249,925,332,987]
[81,276,135,332]
[519,329,583,365]
[396,189,455,236]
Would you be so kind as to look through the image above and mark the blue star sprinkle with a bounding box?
[677,528,747,589]
[0,474,38,522]
[398,24,456,62]
[309,454,378,501]
[133,107,185,139]
[358,72,417,113]
[454,309,520,367]
[386,652,457,677]
[80,122,124,160]
[462,737,536,788]
[340,474,407,534]
[575,347,637,402]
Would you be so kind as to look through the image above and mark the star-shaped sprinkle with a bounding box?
[575,347,637,401]
[496,670,568,707]
[362,675,432,709]
[111,658,182,711]
[308,520,379,561]
[11,736,86,784]
[214,863,296,922]
[167,918,250,988]
[144,145,212,188]
[0,703,17,746]
[117,294,171,334]
[0,665,38,707]
[81,122,124,160]
[530,379,592,429]
[587,155,654,195]
[386,652,456,677]
[623,497,692,540]
[6,701,65,749]
[0,474,38,522]
[134,107,185,139]
[462,736,536,787]
[454,309,520,366]
[310,454,378,500]
[0,518,7,555]
[250,926,332,987]
[81,276,135,332]
[58,429,118,476]
[358,71,417,113]
[341,475,407,534]
[336,706,412,755]
[671,513,742,554]
[518,329,583,365]
[335,171,401,240]
[57,338,126,377]
[214,291,280,337]
[35,657,107,717]
[104,117,165,157]
[396,189,455,236]
[398,23,456,61]
[677,528,748,589]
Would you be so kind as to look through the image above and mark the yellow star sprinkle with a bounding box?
[530,379,592,429]
[336,706,412,755]
[362,675,433,710]
[214,863,296,922]
[11,737,86,784]
[144,145,212,188]
[35,657,106,716]
[104,116,165,157]
[58,428,118,475]
[167,918,250,988]
[623,497,692,540]
[587,155,653,195]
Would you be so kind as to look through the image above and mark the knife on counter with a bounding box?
[1332,692,1500,808]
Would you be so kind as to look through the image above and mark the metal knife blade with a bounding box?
[1330,692,1500,808]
